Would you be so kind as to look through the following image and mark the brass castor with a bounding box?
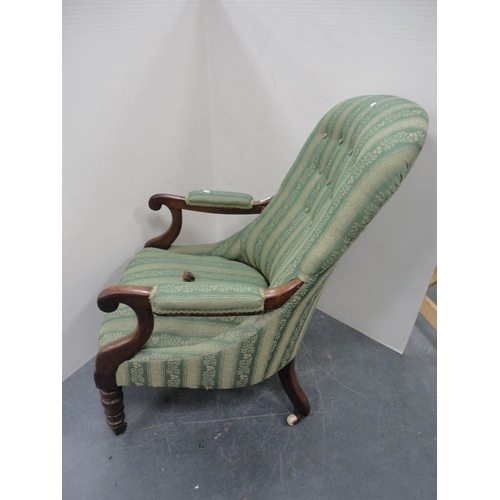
[287,414,299,426]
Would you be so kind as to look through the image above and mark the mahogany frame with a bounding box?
[95,193,310,435]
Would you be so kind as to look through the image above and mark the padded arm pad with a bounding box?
[149,282,266,315]
[185,190,254,209]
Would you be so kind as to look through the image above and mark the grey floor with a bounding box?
[63,292,436,500]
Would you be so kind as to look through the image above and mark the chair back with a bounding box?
[239,95,428,287]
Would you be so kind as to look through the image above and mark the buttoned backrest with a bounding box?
[238,95,428,287]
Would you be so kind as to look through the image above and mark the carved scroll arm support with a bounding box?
[94,285,154,390]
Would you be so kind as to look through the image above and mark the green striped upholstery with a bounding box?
[149,282,266,315]
[118,247,268,288]
[99,95,428,389]
[185,190,254,209]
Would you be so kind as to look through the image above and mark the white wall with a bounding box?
[63,0,436,380]
[206,0,437,352]
[62,0,216,380]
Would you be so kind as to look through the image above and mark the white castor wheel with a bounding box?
[287,414,299,426]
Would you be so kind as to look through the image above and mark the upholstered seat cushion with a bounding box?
[119,247,268,287]
[98,247,271,386]
[100,248,268,345]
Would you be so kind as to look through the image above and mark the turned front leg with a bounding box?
[99,387,127,435]
[95,285,154,435]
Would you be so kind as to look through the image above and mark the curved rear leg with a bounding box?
[278,358,310,425]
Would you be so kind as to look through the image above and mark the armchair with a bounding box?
[95,95,428,434]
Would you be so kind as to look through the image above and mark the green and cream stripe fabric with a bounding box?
[118,247,268,287]
[99,95,428,389]
[105,278,325,389]
[149,282,266,315]
[170,96,428,287]
[238,95,428,286]
[185,190,254,209]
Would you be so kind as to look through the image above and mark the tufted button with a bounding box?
[322,132,327,139]
[305,207,309,213]
[338,138,344,145]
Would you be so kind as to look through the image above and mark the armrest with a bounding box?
[149,282,266,316]
[148,192,271,215]
[186,190,253,209]
[150,278,303,316]
[144,193,272,250]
